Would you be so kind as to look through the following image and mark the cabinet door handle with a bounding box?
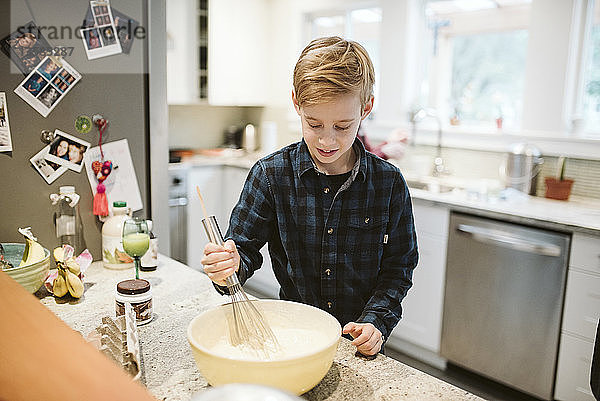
[456,224,562,257]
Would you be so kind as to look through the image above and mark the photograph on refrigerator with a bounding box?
[45,129,90,172]
[13,56,81,117]
[0,21,53,75]
[80,0,122,60]
[0,92,13,152]
[30,145,68,184]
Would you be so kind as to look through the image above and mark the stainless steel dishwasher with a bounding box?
[441,212,570,400]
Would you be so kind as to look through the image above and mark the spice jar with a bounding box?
[115,279,153,325]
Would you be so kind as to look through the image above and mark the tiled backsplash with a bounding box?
[396,145,600,200]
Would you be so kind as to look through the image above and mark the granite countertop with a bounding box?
[170,154,600,236]
[40,256,484,401]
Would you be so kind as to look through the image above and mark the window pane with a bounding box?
[582,0,600,133]
[450,30,528,129]
[350,8,382,113]
[311,15,345,38]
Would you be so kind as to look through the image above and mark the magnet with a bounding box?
[75,115,92,134]
[40,129,55,144]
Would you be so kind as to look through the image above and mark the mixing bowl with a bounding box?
[1,243,51,293]
[187,299,341,395]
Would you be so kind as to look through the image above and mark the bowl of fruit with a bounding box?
[1,228,50,293]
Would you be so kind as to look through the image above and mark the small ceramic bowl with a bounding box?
[1,243,51,293]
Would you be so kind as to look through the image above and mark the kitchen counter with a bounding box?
[39,255,484,401]
[171,153,600,236]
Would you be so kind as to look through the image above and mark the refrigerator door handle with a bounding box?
[456,224,562,257]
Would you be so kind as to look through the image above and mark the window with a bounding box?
[449,30,528,129]
[581,0,600,134]
[307,7,382,114]
[420,0,531,131]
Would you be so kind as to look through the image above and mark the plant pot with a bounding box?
[544,177,574,201]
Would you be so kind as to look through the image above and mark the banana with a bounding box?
[18,228,46,267]
[65,258,80,275]
[53,272,68,297]
[53,247,65,263]
[65,269,84,298]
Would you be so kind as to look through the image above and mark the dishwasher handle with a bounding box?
[456,224,562,257]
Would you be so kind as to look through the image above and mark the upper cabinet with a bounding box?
[167,0,268,105]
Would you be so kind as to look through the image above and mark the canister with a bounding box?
[115,278,153,325]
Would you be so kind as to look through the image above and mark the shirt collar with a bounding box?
[295,138,367,182]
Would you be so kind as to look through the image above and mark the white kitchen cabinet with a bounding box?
[186,165,223,270]
[555,334,596,401]
[389,201,449,357]
[208,0,268,106]
[555,233,600,401]
[167,0,268,105]
[220,165,250,233]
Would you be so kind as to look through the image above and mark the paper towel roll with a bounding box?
[260,121,278,154]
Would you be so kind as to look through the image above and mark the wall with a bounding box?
[0,0,149,260]
[168,105,264,149]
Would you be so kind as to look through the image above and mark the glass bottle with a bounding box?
[101,201,134,270]
[141,219,158,271]
[52,185,86,255]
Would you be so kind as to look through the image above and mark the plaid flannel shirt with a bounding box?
[219,138,418,341]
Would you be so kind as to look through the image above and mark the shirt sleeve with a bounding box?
[212,160,276,295]
[357,173,419,340]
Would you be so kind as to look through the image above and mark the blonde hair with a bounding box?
[293,36,375,109]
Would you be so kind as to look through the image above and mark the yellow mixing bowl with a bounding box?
[187,299,341,395]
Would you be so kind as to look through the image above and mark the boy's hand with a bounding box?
[200,240,240,286]
[342,322,383,356]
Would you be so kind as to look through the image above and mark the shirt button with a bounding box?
[327,228,334,234]
[324,187,330,194]
[327,302,332,309]
[325,268,331,276]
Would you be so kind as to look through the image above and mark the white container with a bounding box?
[102,201,134,270]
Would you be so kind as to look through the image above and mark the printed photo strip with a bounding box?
[30,145,68,184]
[13,56,81,117]
[80,1,122,60]
[0,93,13,152]
[84,6,139,54]
[0,21,53,75]
[44,130,91,173]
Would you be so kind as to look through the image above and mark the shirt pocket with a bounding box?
[344,213,388,273]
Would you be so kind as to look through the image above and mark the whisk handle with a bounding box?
[202,215,241,288]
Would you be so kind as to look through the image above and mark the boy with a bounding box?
[202,36,418,356]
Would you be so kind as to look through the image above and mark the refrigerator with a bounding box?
[0,0,154,260]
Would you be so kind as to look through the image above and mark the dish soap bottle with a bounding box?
[140,219,158,271]
[51,185,86,255]
[102,201,134,270]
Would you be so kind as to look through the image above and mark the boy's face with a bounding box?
[293,92,373,174]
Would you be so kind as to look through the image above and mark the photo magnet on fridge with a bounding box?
[30,145,68,184]
[45,129,91,173]
[0,21,53,75]
[83,6,139,54]
[0,93,13,152]
[80,0,123,60]
[13,56,82,118]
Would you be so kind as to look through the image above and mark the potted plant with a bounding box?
[544,156,574,200]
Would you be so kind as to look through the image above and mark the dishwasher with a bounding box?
[441,212,570,400]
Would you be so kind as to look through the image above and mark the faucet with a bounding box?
[410,108,449,176]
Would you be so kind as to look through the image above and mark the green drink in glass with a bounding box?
[122,217,149,279]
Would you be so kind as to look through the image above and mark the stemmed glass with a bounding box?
[122,217,149,279]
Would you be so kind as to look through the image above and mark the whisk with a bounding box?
[196,187,280,358]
